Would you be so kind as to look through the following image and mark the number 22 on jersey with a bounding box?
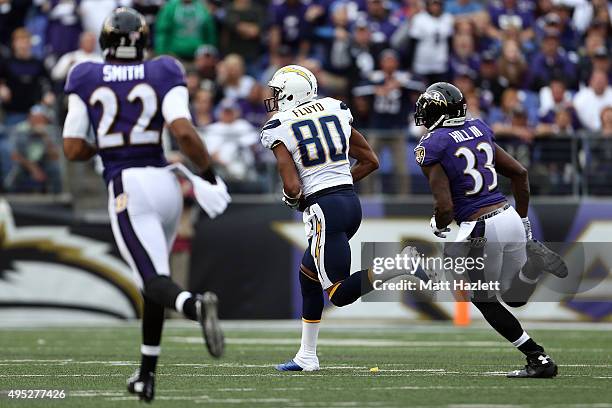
[291,115,348,167]
[89,83,160,149]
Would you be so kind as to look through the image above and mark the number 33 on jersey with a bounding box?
[260,97,354,196]
[414,118,506,223]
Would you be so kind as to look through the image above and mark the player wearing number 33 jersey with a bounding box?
[415,82,559,379]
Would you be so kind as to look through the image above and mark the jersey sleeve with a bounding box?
[260,118,283,149]
[157,56,187,90]
[339,101,353,125]
[64,62,90,94]
[414,132,447,167]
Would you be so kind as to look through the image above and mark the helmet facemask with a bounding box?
[264,86,284,112]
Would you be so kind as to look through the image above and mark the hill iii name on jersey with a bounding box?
[415,118,506,223]
[261,97,354,196]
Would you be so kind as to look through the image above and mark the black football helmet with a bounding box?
[99,7,148,61]
[414,82,467,130]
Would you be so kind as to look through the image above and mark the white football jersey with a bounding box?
[261,97,354,196]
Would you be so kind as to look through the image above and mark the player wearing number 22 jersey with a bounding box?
[415,82,559,379]
[62,8,229,402]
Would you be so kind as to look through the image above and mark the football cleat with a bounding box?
[127,369,155,402]
[526,240,569,279]
[276,359,305,372]
[507,352,558,378]
[196,292,225,358]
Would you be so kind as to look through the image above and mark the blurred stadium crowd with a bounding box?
[0,0,611,195]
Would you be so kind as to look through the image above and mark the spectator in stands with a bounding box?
[577,31,608,85]
[42,0,82,61]
[466,91,486,122]
[237,83,267,129]
[260,44,293,84]
[352,49,423,193]
[487,0,535,42]
[406,0,453,84]
[268,0,311,59]
[574,70,612,131]
[191,88,214,129]
[330,17,380,89]
[573,0,612,34]
[450,33,480,78]
[217,54,255,101]
[498,38,528,89]
[201,99,259,188]
[601,106,612,138]
[392,0,421,22]
[0,28,53,126]
[361,0,399,49]
[0,0,30,48]
[527,30,577,91]
[193,45,219,95]
[477,50,505,108]
[5,105,61,193]
[221,0,265,67]
[538,77,574,123]
[445,0,488,33]
[490,88,534,141]
[535,106,576,136]
[51,32,102,83]
[155,0,217,60]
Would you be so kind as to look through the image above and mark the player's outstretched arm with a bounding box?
[272,143,302,196]
[421,163,454,229]
[348,128,379,183]
[494,143,529,218]
[168,118,215,181]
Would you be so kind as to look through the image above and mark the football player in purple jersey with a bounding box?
[415,82,566,379]
[62,8,229,401]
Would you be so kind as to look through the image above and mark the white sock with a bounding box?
[293,320,320,369]
[175,291,192,313]
[512,331,531,347]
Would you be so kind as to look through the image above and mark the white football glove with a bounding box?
[522,217,532,240]
[167,163,231,219]
[430,215,451,239]
[192,175,231,219]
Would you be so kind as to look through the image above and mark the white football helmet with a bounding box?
[264,65,318,112]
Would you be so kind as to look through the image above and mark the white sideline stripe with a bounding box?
[166,336,504,348]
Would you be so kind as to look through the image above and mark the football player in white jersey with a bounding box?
[262,65,418,371]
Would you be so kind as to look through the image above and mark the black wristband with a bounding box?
[200,167,217,184]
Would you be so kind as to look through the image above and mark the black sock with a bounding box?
[518,338,545,355]
[473,300,525,344]
[182,296,198,321]
[140,354,158,377]
[140,296,164,376]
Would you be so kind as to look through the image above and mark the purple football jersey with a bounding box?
[415,118,506,223]
[64,56,186,184]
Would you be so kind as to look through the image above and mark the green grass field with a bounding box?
[0,321,611,407]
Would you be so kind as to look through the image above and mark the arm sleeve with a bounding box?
[260,119,283,149]
[414,133,446,167]
[62,94,90,139]
[162,86,192,124]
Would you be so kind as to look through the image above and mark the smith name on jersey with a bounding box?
[64,56,186,184]
[414,118,506,223]
[260,97,354,196]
